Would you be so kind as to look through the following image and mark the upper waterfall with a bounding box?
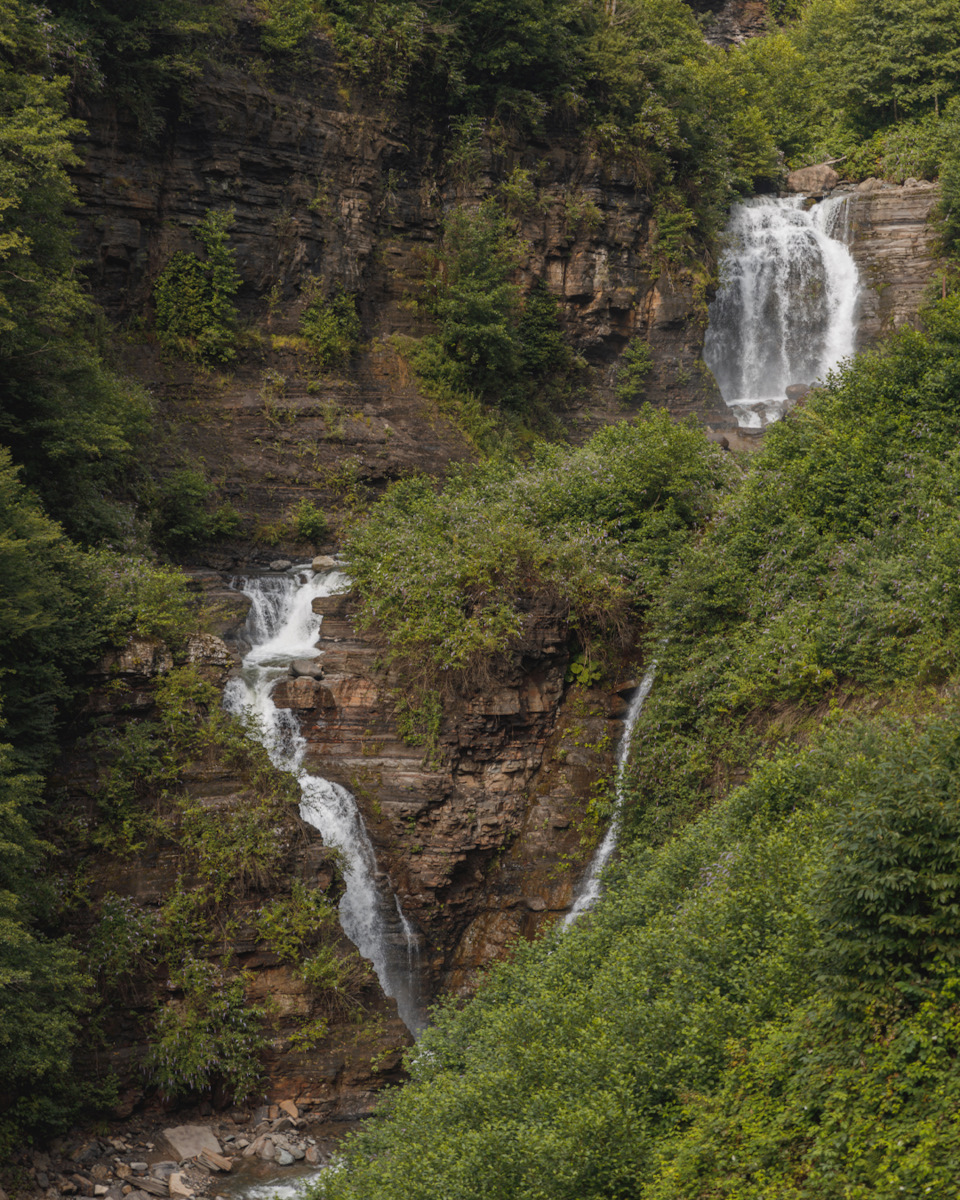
[704,195,860,430]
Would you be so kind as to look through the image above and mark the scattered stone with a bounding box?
[272,1118,294,1133]
[114,1166,131,1181]
[95,1187,110,1196]
[241,1137,263,1160]
[257,1137,275,1163]
[167,1175,193,1200]
[149,1166,178,1183]
[91,1166,112,1183]
[275,1150,294,1167]
[197,1150,232,1173]
[311,556,338,573]
[71,1175,94,1196]
[134,1178,168,1198]
[267,1105,280,1120]
[269,560,292,572]
[304,1147,320,1166]
[785,163,839,194]
[161,1128,222,1162]
[235,1140,249,1150]
[278,1100,299,1120]
[128,1166,148,1175]
[38,1172,51,1190]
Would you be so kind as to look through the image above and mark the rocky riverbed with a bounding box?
[2,1105,355,1200]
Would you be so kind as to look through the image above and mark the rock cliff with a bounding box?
[69,22,735,544]
[56,604,410,1119]
[846,181,941,347]
[271,587,640,1000]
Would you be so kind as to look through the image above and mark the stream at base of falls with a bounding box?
[704,193,861,430]
[224,564,424,1035]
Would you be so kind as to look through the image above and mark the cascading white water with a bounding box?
[563,664,657,926]
[224,566,425,1034]
[704,194,861,430]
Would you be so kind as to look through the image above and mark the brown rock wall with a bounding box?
[68,25,735,542]
[273,589,641,1000]
[57,619,409,1117]
[847,182,941,346]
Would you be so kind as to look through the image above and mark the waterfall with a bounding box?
[563,664,657,926]
[704,194,861,430]
[224,566,425,1034]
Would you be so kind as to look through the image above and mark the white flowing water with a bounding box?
[704,194,861,430]
[224,566,424,1033]
[563,664,657,926]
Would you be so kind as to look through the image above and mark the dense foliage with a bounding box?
[153,210,241,363]
[626,294,960,841]
[345,409,734,684]
[319,712,960,1200]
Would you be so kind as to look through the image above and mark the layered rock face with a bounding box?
[69,22,735,541]
[269,588,639,999]
[60,612,409,1118]
[846,181,941,347]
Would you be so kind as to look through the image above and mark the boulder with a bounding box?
[161,1127,222,1162]
[857,176,881,193]
[312,555,339,573]
[289,658,324,679]
[278,1100,299,1119]
[785,163,839,194]
[269,560,293,572]
[167,1177,193,1200]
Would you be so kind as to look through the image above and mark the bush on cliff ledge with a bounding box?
[345,409,736,686]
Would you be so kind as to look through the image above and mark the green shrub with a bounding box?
[151,467,243,551]
[345,410,734,685]
[259,0,323,54]
[615,339,654,404]
[291,497,329,543]
[145,957,267,1103]
[300,285,362,370]
[153,210,241,363]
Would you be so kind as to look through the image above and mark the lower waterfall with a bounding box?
[564,664,657,926]
[224,565,425,1034]
[704,194,860,429]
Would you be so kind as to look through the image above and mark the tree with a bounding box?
[0,0,150,540]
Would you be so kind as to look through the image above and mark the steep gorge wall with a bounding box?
[268,587,637,1000]
[58,604,410,1118]
[70,23,735,543]
[847,181,942,347]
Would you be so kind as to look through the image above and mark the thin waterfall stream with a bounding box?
[704,194,860,430]
[564,664,657,926]
[224,564,424,1034]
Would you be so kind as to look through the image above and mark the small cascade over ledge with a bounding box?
[564,664,657,926]
[225,565,425,1034]
[704,194,861,431]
